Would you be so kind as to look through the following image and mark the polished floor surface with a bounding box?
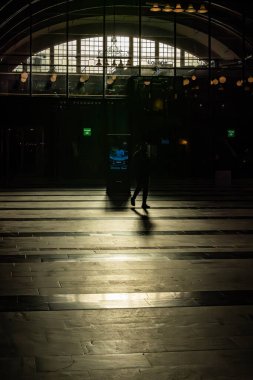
[0,181,253,379]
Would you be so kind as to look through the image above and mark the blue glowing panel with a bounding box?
[109,145,128,170]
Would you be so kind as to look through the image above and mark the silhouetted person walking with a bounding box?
[131,142,150,209]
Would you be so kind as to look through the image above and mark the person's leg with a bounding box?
[131,180,142,206]
[142,177,150,208]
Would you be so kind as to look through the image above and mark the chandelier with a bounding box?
[98,36,128,59]
[147,2,208,13]
[97,36,131,68]
[96,1,131,69]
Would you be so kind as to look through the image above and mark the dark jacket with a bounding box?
[133,147,150,179]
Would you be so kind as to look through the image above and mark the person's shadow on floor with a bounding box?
[131,208,155,236]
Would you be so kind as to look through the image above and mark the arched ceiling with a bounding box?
[0,0,253,62]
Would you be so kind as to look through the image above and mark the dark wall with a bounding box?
[128,76,253,179]
[1,80,253,187]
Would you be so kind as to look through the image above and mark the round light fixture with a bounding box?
[236,80,243,87]
[50,73,57,83]
[80,74,89,83]
[219,76,226,84]
[179,138,188,145]
[20,71,28,83]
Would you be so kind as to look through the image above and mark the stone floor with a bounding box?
[0,181,253,379]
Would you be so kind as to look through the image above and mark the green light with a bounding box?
[83,128,91,137]
[227,129,235,138]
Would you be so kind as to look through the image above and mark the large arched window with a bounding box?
[14,36,204,74]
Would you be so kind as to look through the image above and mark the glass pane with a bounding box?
[103,2,135,97]
[68,0,104,97]
[27,49,51,73]
[81,37,103,74]
[0,0,31,94]
[141,4,176,76]
[31,0,67,95]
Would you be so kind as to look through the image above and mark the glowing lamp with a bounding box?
[185,4,196,13]
[174,4,184,13]
[163,4,173,12]
[219,76,226,84]
[50,73,57,83]
[150,3,161,12]
[236,80,243,87]
[107,77,114,85]
[20,71,28,83]
[179,138,188,145]
[198,4,208,13]
[80,74,89,83]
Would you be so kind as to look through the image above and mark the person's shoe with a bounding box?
[142,203,150,209]
[131,197,135,206]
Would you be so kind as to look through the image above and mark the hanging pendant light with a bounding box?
[174,4,184,13]
[118,59,124,68]
[197,4,208,14]
[163,4,173,12]
[185,4,196,13]
[149,2,208,14]
[150,3,161,12]
[96,58,102,66]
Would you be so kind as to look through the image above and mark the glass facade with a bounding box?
[5,36,203,97]
[0,1,251,97]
